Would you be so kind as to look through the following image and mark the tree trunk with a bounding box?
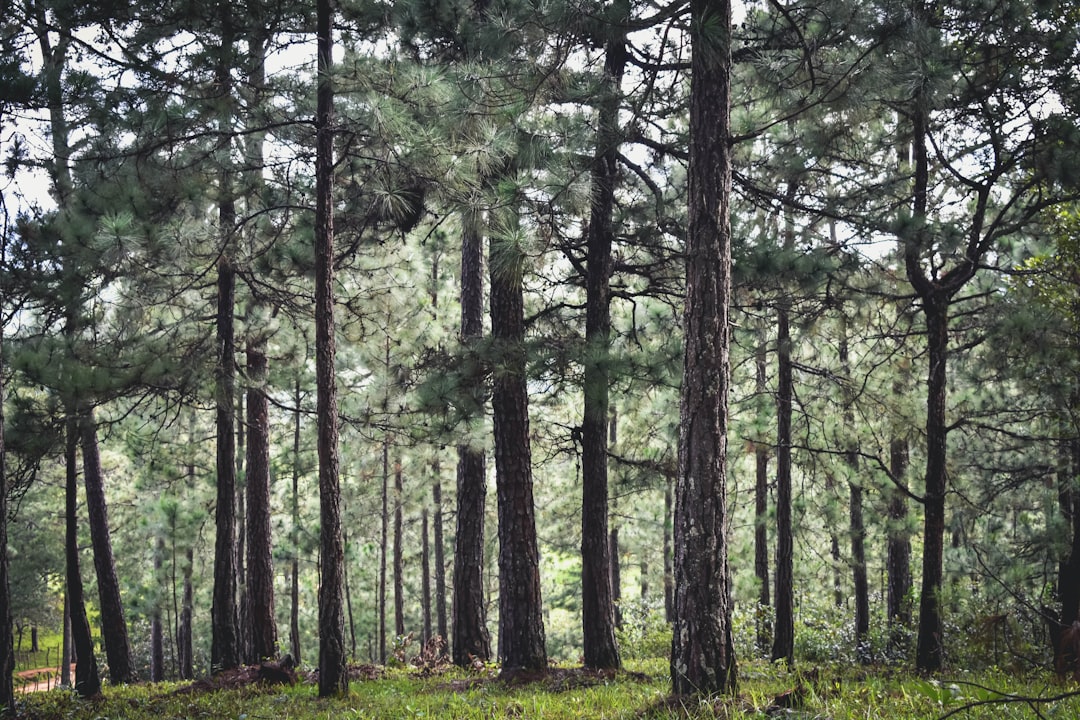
[1060,428,1080,627]
[915,298,949,672]
[670,0,737,694]
[80,411,136,683]
[0,343,14,714]
[211,252,240,673]
[394,462,405,638]
[452,209,491,666]
[291,380,303,666]
[150,536,165,682]
[771,294,794,664]
[315,0,347,692]
[579,0,627,671]
[840,319,869,658]
[344,531,356,658]
[754,340,771,653]
[65,415,100,697]
[236,389,249,667]
[422,507,433,643]
[179,546,194,680]
[245,339,277,662]
[379,440,389,664]
[61,594,71,687]
[663,475,673,622]
[610,523,622,629]
[887,435,912,648]
[490,218,547,673]
[432,474,448,642]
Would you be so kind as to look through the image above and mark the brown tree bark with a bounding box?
[379,440,389,664]
[291,381,303,665]
[490,219,547,673]
[754,340,771,653]
[432,473,448,642]
[81,411,137,683]
[452,210,491,666]
[394,461,405,638]
[840,319,869,658]
[315,0,347,692]
[579,0,627,671]
[150,536,165,682]
[771,289,794,664]
[244,339,277,662]
[887,435,912,647]
[65,415,100,697]
[422,507,432,643]
[670,0,737,694]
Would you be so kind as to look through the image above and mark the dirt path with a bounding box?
[15,665,72,693]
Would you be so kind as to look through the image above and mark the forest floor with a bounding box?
[8,658,1080,719]
[13,665,71,694]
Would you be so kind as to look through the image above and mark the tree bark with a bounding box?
[432,473,448,642]
[379,440,389,664]
[490,218,547,673]
[315,0,347,692]
[754,340,771,653]
[394,462,405,638]
[771,289,794,664]
[670,0,737,694]
[245,339,277,662]
[887,435,912,648]
[80,411,137,683]
[0,342,14,713]
[65,415,100,697]
[452,210,491,666]
[840,318,869,658]
[422,507,433,643]
[579,0,626,671]
[150,536,165,682]
[291,381,303,665]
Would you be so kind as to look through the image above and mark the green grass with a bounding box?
[9,659,1080,719]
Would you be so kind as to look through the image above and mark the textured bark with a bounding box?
[0,344,13,713]
[771,300,794,664]
[244,339,277,662]
[179,546,194,680]
[670,0,737,695]
[840,321,869,656]
[915,300,949,672]
[379,440,389,664]
[211,252,240,673]
[81,412,136,683]
[754,341,771,652]
[65,416,100,697]
[580,0,626,671]
[60,595,71,687]
[1059,429,1080,627]
[236,391,249,667]
[610,524,622,629]
[452,211,491,666]
[663,476,673,622]
[490,223,547,672]
[315,0,347,692]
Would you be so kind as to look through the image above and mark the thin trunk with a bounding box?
[394,462,405,637]
[291,380,303,665]
[432,473,448,642]
[245,339,277,661]
[236,390,249,666]
[345,531,356,659]
[61,594,71,687]
[663,475,673,622]
[671,0,737,694]
[452,209,491,666]
[610,523,622,629]
[150,536,165,682]
[754,340,771,653]
[887,435,912,646]
[178,439,196,680]
[315,0,347,692]
[580,0,626,671]
[840,319,868,657]
[771,286,794,664]
[65,415,100,697]
[81,411,136,683]
[422,507,433,644]
[379,441,389,663]
[490,216,547,672]
[0,341,13,713]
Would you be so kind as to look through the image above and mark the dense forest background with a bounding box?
[1,0,1079,705]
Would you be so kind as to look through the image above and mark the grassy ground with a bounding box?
[8,658,1080,719]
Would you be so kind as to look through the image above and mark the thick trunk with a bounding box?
[61,594,71,687]
[80,411,136,683]
[315,0,347,692]
[915,299,949,672]
[65,415,100,697]
[452,211,491,666]
[671,0,737,694]
[579,0,626,671]
[490,222,547,672]
[245,339,277,661]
